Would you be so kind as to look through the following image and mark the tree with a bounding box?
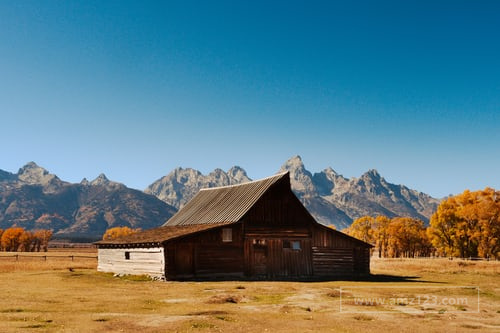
[33,230,53,252]
[428,197,461,257]
[476,188,500,259]
[1,227,25,251]
[428,188,500,259]
[19,230,34,252]
[387,217,428,258]
[102,226,140,240]
[373,216,391,257]
[343,216,375,244]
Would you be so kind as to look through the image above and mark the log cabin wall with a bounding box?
[311,224,371,276]
[97,247,165,278]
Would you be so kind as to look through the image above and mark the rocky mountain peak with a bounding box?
[282,155,305,170]
[80,178,90,186]
[90,173,109,185]
[363,169,381,179]
[89,173,123,189]
[16,162,62,188]
[279,155,316,197]
[227,166,251,184]
[323,167,338,177]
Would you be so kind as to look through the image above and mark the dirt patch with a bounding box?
[207,294,246,304]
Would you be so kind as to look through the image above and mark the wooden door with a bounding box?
[175,243,194,277]
[253,244,267,276]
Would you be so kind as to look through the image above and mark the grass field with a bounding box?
[0,250,498,332]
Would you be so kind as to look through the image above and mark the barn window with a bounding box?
[292,241,301,250]
[253,239,266,246]
[283,240,301,250]
[124,251,130,260]
[222,228,232,242]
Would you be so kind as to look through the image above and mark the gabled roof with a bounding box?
[164,172,289,226]
[95,222,234,246]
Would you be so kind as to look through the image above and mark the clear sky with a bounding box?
[1,0,499,198]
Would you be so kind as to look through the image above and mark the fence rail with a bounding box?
[0,254,97,261]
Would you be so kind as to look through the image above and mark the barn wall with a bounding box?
[165,224,244,279]
[243,237,313,278]
[97,247,165,278]
[311,224,371,276]
[242,182,317,228]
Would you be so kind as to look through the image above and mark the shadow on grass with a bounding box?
[347,273,445,284]
[172,273,444,283]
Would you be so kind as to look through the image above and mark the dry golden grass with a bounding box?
[0,249,97,272]
[0,252,498,332]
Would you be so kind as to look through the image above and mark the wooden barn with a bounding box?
[96,172,372,280]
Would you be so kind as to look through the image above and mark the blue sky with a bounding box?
[1,0,499,198]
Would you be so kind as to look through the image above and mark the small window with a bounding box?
[222,228,232,242]
[253,239,266,246]
[283,240,301,250]
[125,251,130,260]
[291,241,301,250]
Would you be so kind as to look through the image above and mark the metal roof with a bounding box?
[164,171,289,226]
[95,222,234,246]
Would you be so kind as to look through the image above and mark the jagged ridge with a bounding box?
[0,163,177,240]
[146,155,440,229]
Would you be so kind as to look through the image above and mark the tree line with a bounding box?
[0,228,53,252]
[344,188,499,260]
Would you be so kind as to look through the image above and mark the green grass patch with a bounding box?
[353,314,374,321]
[252,293,287,304]
[190,321,217,329]
[0,308,25,313]
[93,318,109,322]
[116,274,152,282]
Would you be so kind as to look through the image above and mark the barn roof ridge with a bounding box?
[199,171,289,191]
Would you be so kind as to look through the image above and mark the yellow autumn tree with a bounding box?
[18,230,34,252]
[427,196,461,257]
[33,230,53,252]
[102,226,140,240]
[475,188,500,259]
[344,216,376,244]
[1,227,25,251]
[387,217,429,258]
[428,188,500,259]
[373,215,391,257]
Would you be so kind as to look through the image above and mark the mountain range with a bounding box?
[146,155,439,229]
[0,156,440,240]
[0,162,176,240]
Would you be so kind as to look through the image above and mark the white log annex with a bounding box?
[97,247,165,278]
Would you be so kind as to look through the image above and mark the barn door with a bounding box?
[252,240,267,276]
[175,243,194,278]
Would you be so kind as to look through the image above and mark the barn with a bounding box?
[95,172,372,280]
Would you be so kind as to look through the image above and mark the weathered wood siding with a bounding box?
[244,238,313,278]
[165,224,244,279]
[311,224,371,276]
[97,247,165,278]
[242,180,317,228]
[239,181,316,278]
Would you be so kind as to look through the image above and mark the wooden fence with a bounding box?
[0,254,97,261]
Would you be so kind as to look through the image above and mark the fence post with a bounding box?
[15,254,18,261]
[44,255,47,261]
[71,255,74,261]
